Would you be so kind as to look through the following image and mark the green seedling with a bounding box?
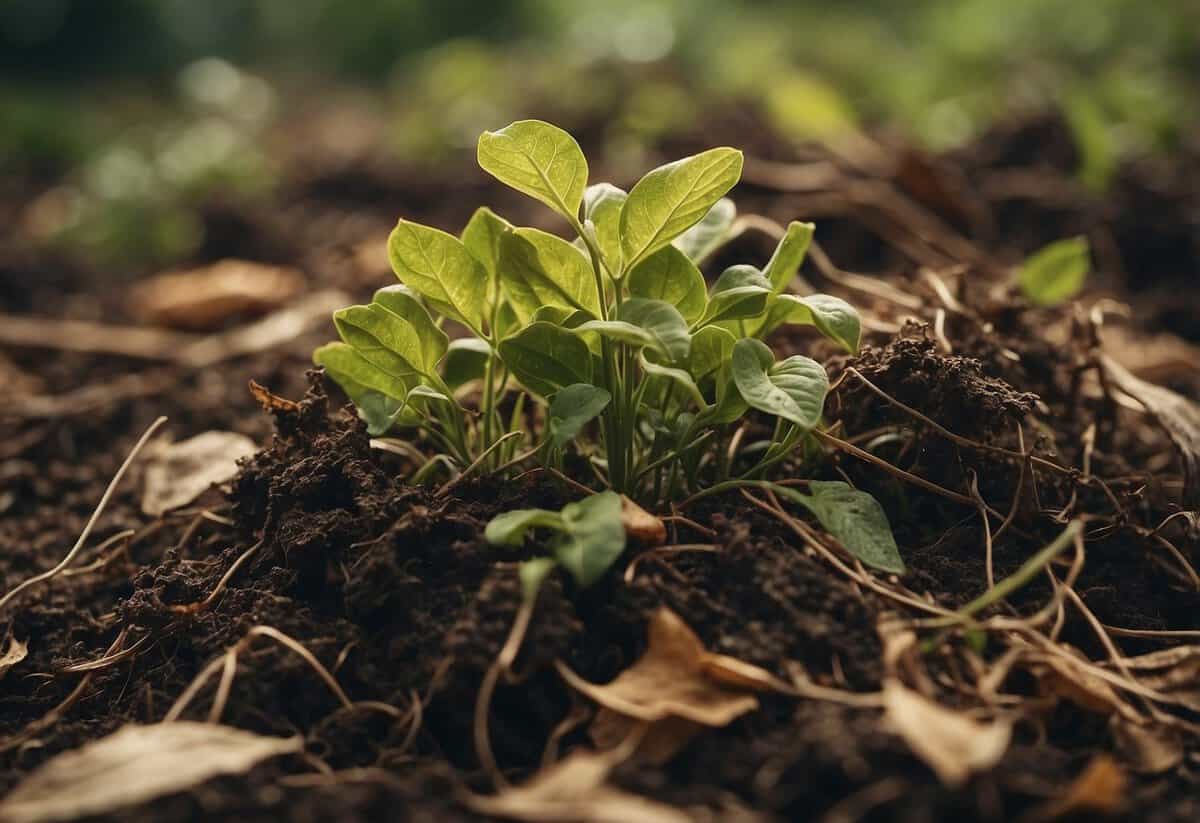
[1018,235,1090,306]
[316,119,900,577]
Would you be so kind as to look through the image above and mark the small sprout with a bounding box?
[1018,236,1090,307]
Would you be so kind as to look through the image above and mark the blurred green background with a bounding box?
[3,0,1197,268]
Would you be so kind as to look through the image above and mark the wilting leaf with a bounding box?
[549,383,612,448]
[627,245,707,325]
[477,120,589,222]
[620,148,744,270]
[388,219,489,333]
[0,723,301,823]
[731,339,828,429]
[702,265,772,326]
[465,749,690,823]
[882,679,1011,787]
[776,481,904,574]
[764,293,862,353]
[498,322,593,398]
[556,491,626,587]
[142,431,258,517]
[672,197,737,264]
[583,182,627,271]
[500,228,601,323]
[1018,236,1090,307]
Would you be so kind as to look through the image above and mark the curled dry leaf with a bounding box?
[1025,755,1127,822]
[141,431,258,517]
[1109,718,1183,774]
[619,495,666,546]
[129,259,306,332]
[1027,652,1140,720]
[0,723,302,823]
[882,679,1011,788]
[466,749,690,823]
[556,608,772,726]
[1101,353,1200,514]
[0,634,28,680]
[1109,645,1200,714]
[249,379,301,414]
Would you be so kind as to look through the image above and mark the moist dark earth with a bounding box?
[1,110,1198,821]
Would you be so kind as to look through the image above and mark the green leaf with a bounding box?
[498,321,593,398]
[627,244,707,324]
[555,491,626,587]
[388,219,489,334]
[441,338,492,390]
[500,228,601,324]
[371,285,449,372]
[333,305,423,381]
[776,482,904,574]
[688,325,737,383]
[766,294,862,353]
[548,383,611,448]
[572,298,691,363]
[461,206,512,286]
[620,147,744,271]
[640,352,707,410]
[519,557,558,604]
[583,183,626,271]
[1018,236,1090,307]
[731,338,828,429]
[704,361,749,424]
[485,508,566,547]
[354,392,410,436]
[762,221,815,293]
[313,341,407,402]
[672,197,737,264]
[702,265,772,326]
[477,120,589,222]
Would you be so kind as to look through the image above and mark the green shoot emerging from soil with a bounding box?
[315,120,900,581]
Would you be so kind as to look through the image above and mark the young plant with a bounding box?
[315,119,900,575]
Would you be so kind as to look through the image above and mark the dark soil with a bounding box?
[1,109,1198,821]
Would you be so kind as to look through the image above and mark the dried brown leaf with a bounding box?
[1110,718,1183,774]
[555,608,765,726]
[1111,645,1200,713]
[1026,755,1127,822]
[620,495,666,546]
[130,259,306,331]
[466,749,690,823]
[249,379,301,414]
[1102,354,1200,512]
[0,723,302,823]
[0,634,28,680]
[141,431,258,517]
[882,679,1011,787]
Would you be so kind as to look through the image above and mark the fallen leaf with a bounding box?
[0,723,302,823]
[0,634,28,680]
[556,608,768,726]
[1102,354,1200,513]
[130,259,306,331]
[882,678,1011,787]
[620,496,666,546]
[1110,645,1200,714]
[141,431,258,517]
[249,379,301,414]
[1029,653,1138,719]
[466,749,690,823]
[1025,755,1126,822]
[1110,718,1183,774]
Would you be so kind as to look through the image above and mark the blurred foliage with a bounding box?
[3,0,1197,266]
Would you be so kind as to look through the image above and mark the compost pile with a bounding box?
[1,112,1198,822]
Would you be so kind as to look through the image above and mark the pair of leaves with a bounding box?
[486,491,626,592]
[775,481,905,574]
[478,120,743,278]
